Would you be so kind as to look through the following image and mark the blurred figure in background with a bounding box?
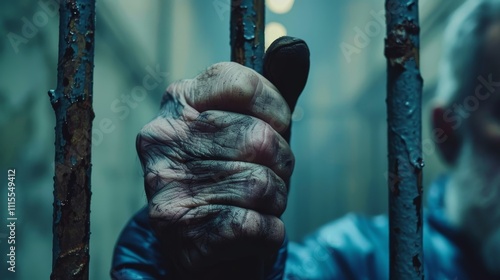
[431,0,500,276]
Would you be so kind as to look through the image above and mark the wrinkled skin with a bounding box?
[136,62,294,276]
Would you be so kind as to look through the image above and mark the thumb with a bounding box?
[263,36,310,142]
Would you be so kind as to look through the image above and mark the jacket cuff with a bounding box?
[265,235,288,280]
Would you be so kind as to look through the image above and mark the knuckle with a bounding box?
[231,68,260,99]
[280,147,295,176]
[239,211,285,245]
[135,131,146,155]
[135,124,152,153]
[148,202,162,221]
[148,190,187,222]
[210,62,259,101]
[144,171,163,199]
[137,117,184,148]
[160,80,190,118]
[135,121,160,156]
[164,79,191,100]
[249,166,274,198]
[238,209,260,237]
[286,153,296,176]
[136,124,158,170]
[252,121,276,154]
[248,166,287,214]
[269,113,290,134]
[135,118,189,178]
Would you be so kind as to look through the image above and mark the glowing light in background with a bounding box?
[265,22,287,50]
[266,0,295,14]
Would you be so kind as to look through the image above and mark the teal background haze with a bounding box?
[0,0,464,278]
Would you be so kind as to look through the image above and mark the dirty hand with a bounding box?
[136,36,309,277]
[136,62,293,274]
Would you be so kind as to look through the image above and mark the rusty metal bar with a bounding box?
[385,0,424,279]
[230,0,265,74]
[48,0,95,279]
[229,0,266,278]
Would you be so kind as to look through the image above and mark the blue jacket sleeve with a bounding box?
[111,207,170,279]
[111,207,288,279]
[112,207,389,279]
[284,214,389,280]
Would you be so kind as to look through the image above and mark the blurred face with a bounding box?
[445,140,500,274]
[467,85,500,156]
[444,23,500,275]
[467,23,500,152]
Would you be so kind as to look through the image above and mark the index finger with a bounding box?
[165,62,291,134]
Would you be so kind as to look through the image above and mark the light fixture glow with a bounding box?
[266,0,295,14]
[265,22,287,50]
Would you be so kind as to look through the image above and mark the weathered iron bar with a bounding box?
[48,1,95,279]
[385,0,424,279]
[229,0,266,279]
[230,0,265,74]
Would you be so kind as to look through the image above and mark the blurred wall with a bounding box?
[0,0,464,279]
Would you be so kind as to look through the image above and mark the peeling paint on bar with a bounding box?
[49,0,95,279]
[230,0,265,74]
[228,1,266,278]
[385,0,424,279]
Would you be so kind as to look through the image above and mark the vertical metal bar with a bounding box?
[228,1,266,279]
[385,1,424,279]
[230,0,265,74]
[48,0,95,279]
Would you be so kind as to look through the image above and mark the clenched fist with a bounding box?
[136,37,309,278]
